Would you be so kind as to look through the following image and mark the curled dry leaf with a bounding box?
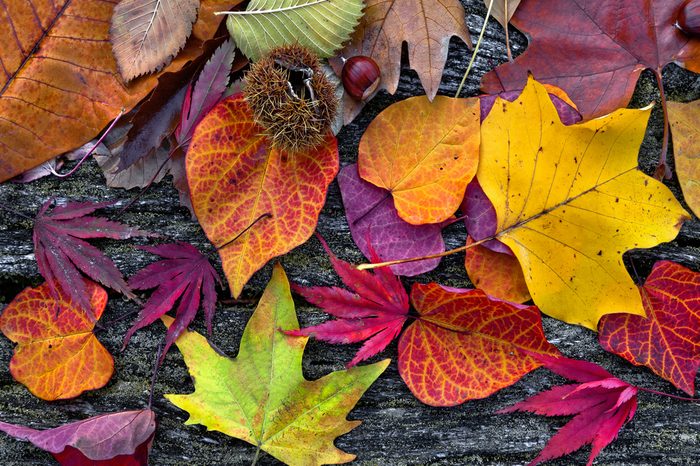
[0,0,220,183]
[399,284,559,406]
[478,77,689,329]
[599,260,700,396]
[358,95,480,225]
[499,355,638,466]
[165,264,389,465]
[0,281,113,401]
[186,94,338,297]
[0,409,156,466]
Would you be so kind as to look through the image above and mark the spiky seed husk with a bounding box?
[245,44,337,153]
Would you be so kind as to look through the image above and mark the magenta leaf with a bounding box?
[124,242,221,364]
[288,234,409,367]
[499,355,638,466]
[176,39,236,146]
[33,199,151,314]
[0,409,156,465]
[338,163,445,276]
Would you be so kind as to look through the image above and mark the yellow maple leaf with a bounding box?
[479,76,690,329]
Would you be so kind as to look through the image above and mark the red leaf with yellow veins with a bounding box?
[186,94,339,297]
[0,280,113,401]
[33,199,151,315]
[358,95,480,225]
[499,355,638,466]
[124,242,222,364]
[289,235,409,367]
[0,409,156,465]
[398,283,559,406]
[599,261,700,395]
[464,236,531,303]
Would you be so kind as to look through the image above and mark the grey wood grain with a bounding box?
[0,1,699,465]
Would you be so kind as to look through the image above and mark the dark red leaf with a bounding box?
[499,355,638,466]
[33,200,151,315]
[124,242,221,363]
[0,409,156,466]
[176,39,236,146]
[288,234,409,367]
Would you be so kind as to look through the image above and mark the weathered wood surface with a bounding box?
[1,1,699,464]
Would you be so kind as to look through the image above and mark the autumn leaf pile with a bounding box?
[0,0,699,464]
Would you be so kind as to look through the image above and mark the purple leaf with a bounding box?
[0,409,156,465]
[124,242,222,364]
[176,39,236,146]
[338,164,445,276]
[33,200,151,314]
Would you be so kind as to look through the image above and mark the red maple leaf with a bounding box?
[599,260,700,395]
[33,199,150,316]
[287,234,409,367]
[124,242,221,363]
[499,355,638,466]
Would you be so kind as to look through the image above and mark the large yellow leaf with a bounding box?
[478,77,690,329]
[668,100,700,217]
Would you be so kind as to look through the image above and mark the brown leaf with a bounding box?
[0,0,221,183]
[487,0,522,28]
[110,0,200,82]
[341,0,470,100]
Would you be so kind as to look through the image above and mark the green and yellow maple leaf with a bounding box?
[479,76,690,330]
[164,264,389,465]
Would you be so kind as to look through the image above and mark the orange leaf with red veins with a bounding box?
[598,261,700,396]
[358,96,480,225]
[464,236,531,303]
[0,0,224,182]
[0,281,114,401]
[186,94,339,297]
[398,283,559,406]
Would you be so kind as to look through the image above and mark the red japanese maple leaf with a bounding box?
[499,355,638,466]
[124,242,221,363]
[287,234,409,367]
[33,199,150,316]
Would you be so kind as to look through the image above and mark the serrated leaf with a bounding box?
[110,0,200,82]
[165,264,389,465]
[225,0,364,60]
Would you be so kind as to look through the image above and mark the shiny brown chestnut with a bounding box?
[341,56,381,101]
[678,0,700,36]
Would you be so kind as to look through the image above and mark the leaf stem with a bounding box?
[52,109,125,178]
[251,447,261,466]
[504,0,513,61]
[637,386,698,402]
[215,213,273,250]
[653,69,671,180]
[357,237,491,270]
[148,342,164,409]
[455,0,495,98]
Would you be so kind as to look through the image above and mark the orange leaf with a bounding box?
[0,281,114,401]
[0,0,222,182]
[186,94,339,297]
[464,236,531,303]
[358,96,480,225]
[398,283,558,406]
